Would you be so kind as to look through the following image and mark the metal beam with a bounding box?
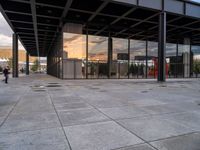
[5,10,60,20]
[126,13,160,38]
[95,7,137,35]
[87,0,111,22]
[47,0,73,56]
[10,0,64,9]
[10,20,58,27]
[30,0,40,58]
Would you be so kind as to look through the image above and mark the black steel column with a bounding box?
[189,43,192,77]
[158,12,166,82]
[86,28,88,79]
[26,52,29,75]
[145,40,148,79]
[12,33,18,78]
[128,39,130,79]
[176,42,178,78]
[108,36,113,78]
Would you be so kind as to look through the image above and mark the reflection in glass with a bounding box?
[88,35,108,78]
[129,40,146,78]
[147,41,158,78]
[63,33,86,78]
[112,38,128,78]
[191,45,200,77]
[166,43,176,78]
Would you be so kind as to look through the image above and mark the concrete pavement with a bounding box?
[0,74,200,150]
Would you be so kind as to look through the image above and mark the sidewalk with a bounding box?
[0,74,200,150]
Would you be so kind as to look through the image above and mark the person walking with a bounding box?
[3,66,9,84]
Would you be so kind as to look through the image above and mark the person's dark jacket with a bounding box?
[3,68,9,76]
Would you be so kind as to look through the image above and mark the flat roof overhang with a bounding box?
[0,0,200,57]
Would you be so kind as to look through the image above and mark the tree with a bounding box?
[193,59,200,77]
[7,58,12,69]
[31,59,39,72]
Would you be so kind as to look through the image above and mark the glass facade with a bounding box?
[130,40,146,78]
[60,30,199,79]
[63,33,86,79]
[112,38,128,78]
[191,45,200,77]
[88,35,108,78]
[147,41,158,79]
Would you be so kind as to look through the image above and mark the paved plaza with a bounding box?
[0,74,200,150]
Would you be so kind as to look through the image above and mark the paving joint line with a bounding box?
[79,96,160,150]
[47,89,72,150]
[0,87,30,128]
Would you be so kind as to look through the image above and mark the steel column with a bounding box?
[26,52,29,75]
[176,42,178,78]
[145,40,148,79]
[108,36,113,78]
[86,28,88,79]
[128,39,130,79]
[158,12,166,82]
[12,33,18,78]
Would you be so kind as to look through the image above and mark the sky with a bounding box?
[0,12,24,50]
[191,0,200,3]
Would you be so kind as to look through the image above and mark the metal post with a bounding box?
[158,12,166,82]
[26,52,29,75]
[86,28,89,79]
[128,39,130,79]
[176,42,178,78]
[108,35,113,78]
[145,40,148,79]
[189,43,192,77]
[12,33,18,78]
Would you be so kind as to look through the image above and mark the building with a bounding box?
[0,48,46,73]
[0,0,200,80]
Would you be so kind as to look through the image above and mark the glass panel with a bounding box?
[63,33,86,79]
[147,41,158,79]
[88,35,108,78]
[178,44,190,78]
[112,38,128,78]
[166,43,176,78]
[130,40,146,78]
[191,45,200,78]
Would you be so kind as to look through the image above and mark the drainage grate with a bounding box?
[99,90,107,92]
[48,83,59,84]
[46,85,62,87]
[159,85,167,87]
[33,90,46,92]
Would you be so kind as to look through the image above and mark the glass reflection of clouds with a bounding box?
[166,43,176,57]
[113,38,128,60]
[63,33,86,59]
[88,35,108,61]
[148,41,158,57]
[130,40,146,60]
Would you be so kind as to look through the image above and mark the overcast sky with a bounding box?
[191,0,200,2]
[0,13,24,50]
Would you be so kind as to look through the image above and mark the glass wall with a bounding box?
[47,33,63,78]
[63,33,86,79]
[166,43,176,78]
[61,30,199,80]
[88,35,108,78]
[130,40,146,78]
[112,38,128,78]
[147,41,158,78]
[191,45,200,77]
